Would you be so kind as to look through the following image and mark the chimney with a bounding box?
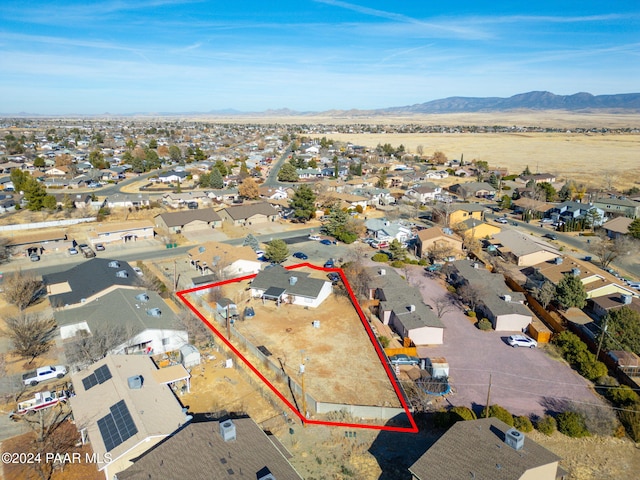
[219,419,236,442]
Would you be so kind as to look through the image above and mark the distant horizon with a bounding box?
[2,90,640,117]
[1,1,639,115]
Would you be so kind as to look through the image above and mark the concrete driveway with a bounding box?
[403,266,606,418]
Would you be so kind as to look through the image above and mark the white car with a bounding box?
[495,217,508,224]
[308,235,321,241]
[507,334,537,348]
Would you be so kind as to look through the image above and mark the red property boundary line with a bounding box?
[176,262,418,433]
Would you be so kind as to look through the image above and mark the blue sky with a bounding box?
[1,0,638,114]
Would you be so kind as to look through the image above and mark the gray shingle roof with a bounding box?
[43,258,139,307]
[117,416,303,480]
[155,208,221,228]
[251,265,327,299]
[409,418,561,480]
[222,202,277,220]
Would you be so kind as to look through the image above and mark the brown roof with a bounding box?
[590,293,640,315]
[187,241,259,266]
[222,202,278,220]
[417,226,463,243]
[409,418,561,480]
[6,229,67,246]
[155,208,221,228]
[603,216,632,234]
[94,219,155,235]
[117,416,303,480]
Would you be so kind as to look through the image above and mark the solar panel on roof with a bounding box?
[82,374,98,391]
[95,365,112,384]
[97,400,138,452]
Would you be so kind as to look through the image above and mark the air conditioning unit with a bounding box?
[505,428,524,451]
[289,276,298,285]
[127,375,143,390]
[621,294,632,305]
[219,419,236,442]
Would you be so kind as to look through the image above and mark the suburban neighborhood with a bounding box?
[0,119,639,480]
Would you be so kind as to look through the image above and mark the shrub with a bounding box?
[481,405,514,426]
[606,385,640,407]
[618,409,640,442]
[449,406,477,423]
[371,253,389,262]
[514,415,534,433]
[418,258,428,266]
[477,318,492,331]
[536,415,557,436]
[556,411,590,438]
[390,260,405,268]
[502,185,511,191]
[466,310,477,318]
[377,335,390,348]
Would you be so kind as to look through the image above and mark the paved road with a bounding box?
[404,265,608,418]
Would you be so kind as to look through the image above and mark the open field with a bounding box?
[214,275,402,410]
[321,131,640,190]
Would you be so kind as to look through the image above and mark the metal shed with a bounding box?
[179,344,201,368]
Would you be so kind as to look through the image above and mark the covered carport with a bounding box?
[260,286,286,306]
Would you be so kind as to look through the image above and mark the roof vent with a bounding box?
[116,270,129,278]
[621,294,632,305]
[289,276,298,285]
[198,246,205,253]
[146,308,162,317]
[408,304,416,312]
[504,428,524,451]
[502,294,511,302]
[571,268,581,276]
[554,257,563,265]
[108,261,121,268]
[127,375,143,389]
[379,269,386,276]
[219,419,236,442]
[257,468,276,480]
[135,292,150,302]
[473,262,479,269]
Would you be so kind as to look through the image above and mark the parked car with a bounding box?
[425,263,442,272]
[543,233,558,241]
[507,335,537,348]
[95,243,105,251]
[292,252,308,260]
[324,259,335,268]
[29,254,40,262]
[68,247,78,255]
[327,272,340,285]
[308,235,321,241]
[22,365,67,387]
[320,239,333,245]
[389,354,420,366]
[540,218,554,223]
[495,217,508,224]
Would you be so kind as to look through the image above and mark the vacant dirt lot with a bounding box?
[214,274,402,410]
[323,131,640,190]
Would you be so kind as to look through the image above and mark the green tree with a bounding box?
[556,411,590,438]
[265,239,289,264]
[538,182,557,202]
[33,156,45,169]
[289,185,316,222]
[10,169,28,192]
[43,195,57,211]
[169,145,182,162]
[497,195,510,210]
[193,147,207,161]
[145,148,161,170]
[23,177,48,211]
[388,239,406,261]
[89,149,107,169]
[603,307,640,355]
[148,138,158,149]
[214,160,227,176]
[555,272,587,309]
[522,165,532,176]
[210,168,224,189]
[583,208,602,231]
[628,218,640,239]
[488,173,499,189]
[277,163,299,182]
[242,234,260,251]
[532,281,555,309]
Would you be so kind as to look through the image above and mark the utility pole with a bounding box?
[300,351,307,427]
[596,319,608,361]
[485,373,492,418]
[226,304,231,340]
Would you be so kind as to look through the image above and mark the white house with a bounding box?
[250,266,332,309]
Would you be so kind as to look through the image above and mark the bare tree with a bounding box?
[433,294,457,319]
[3,313,56,364]
[457,284,485,312]
[589,233,634,269]
[0,236,11,263]
[427,241,455,263]
[176,309,212,346]
[531,281,556,309]
[2,269,43,310]
[64,324,132,366]
[342,253,373,300]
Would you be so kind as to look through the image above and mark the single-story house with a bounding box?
[91,219,155,245]
[589,293,640,319]
[116,414,303,480]
[416,227,464,260]
[450,182,496,199]
[187,241,262,279]
[409,417,564,480]
[602,216,633,239]
[368,267,444,345]
[6,230,68,257]
[365,218,412,243]
[154,209,222,234]
[489,230,560,266]
[69,355,192,480]
[250,265,332,309]
[219,202,278,226]
[158,170,188,184]
[55,288,188,355]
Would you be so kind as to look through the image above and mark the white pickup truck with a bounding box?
[22,365,67,387]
